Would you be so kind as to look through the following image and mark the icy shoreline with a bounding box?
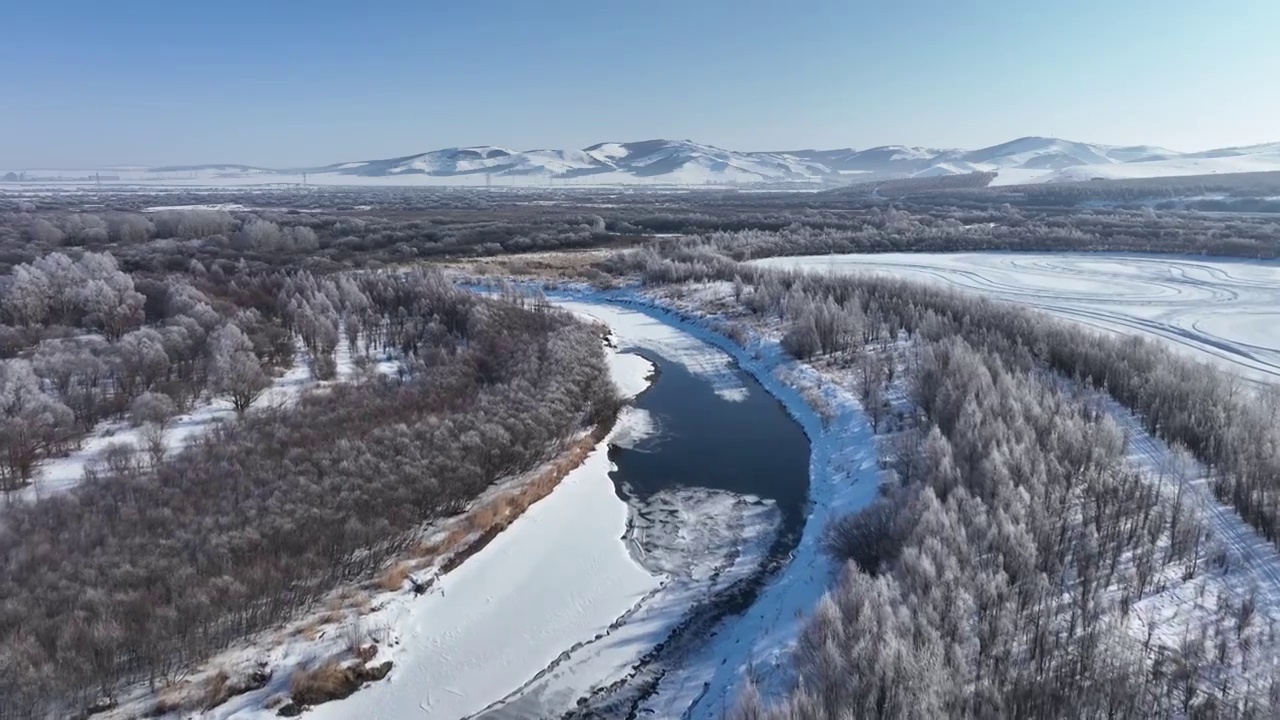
[541,290,882,717]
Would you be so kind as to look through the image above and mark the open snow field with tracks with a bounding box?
[753,253,1280,387]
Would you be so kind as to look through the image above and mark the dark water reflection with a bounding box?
[610,348,810,553]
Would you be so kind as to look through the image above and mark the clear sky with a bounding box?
[2,0,1276,167]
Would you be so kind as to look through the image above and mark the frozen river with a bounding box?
[753,253,1280,386]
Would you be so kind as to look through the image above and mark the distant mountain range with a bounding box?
[9,137,1280,188]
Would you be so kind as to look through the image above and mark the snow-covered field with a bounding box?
[754,253,1280,386]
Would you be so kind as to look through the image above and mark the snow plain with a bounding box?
[754,253,1280,387]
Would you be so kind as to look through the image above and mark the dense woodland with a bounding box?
[1,180,1279,279]
[607,246,1280,717]
[0,258,616,717]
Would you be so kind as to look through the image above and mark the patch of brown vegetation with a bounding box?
[439,434,597,574]
[287,657,393,711]
[377,562,411,591]
[199,670,233,710]
[289,660,356,706]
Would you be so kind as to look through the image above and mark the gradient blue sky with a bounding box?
[3,0,1277,167]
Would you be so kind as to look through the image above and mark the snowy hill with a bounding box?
[313,139,833,185]
[7,137,1280,188]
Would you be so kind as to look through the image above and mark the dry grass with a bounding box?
[297,611,343,641]
[442,526,469,550]
[317,610,344,625]
[198,669,232,710]
[377,562,412,592]
[435,434,598,573]
[290,660,359,706]
[410,539,440,558]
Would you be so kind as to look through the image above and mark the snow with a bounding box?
[606,350,654,399]
[754,253,1280,387]
[1039,149,1280,183]
[1085,389,1280,669]
[305,409,662,720]
[8,136,1280,190]
[142,203,249,212]
[556,298,749,402]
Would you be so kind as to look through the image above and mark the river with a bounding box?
[305,296,814,720]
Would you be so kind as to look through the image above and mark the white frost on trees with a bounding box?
[207,324,269,414]
[0,359,74,488]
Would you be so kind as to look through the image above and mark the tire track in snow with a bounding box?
[755,253,1280,388]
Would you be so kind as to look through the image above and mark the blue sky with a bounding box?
[2,0,1276,167]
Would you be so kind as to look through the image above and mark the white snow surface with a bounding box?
[557,298,749,401]
[754,253,1280,387]
[305,411,661,720]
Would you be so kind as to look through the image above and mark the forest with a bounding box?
[0,247,616,717]
[2,179,1279,282]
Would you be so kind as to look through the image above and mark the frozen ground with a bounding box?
[754,253,1280,386]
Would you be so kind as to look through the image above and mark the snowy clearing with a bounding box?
[754,253,1280,387]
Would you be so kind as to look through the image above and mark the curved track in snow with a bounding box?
[754,253,1280,386]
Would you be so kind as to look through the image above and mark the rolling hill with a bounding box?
[6,137,1280,188]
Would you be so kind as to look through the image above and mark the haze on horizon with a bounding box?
[2,0,1276,168]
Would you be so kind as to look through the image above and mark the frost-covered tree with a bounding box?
[26,218,63,246]
[781,311,820,359]
[0,359,74,487]
[207,324,269,414]
[107,213,154,243]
